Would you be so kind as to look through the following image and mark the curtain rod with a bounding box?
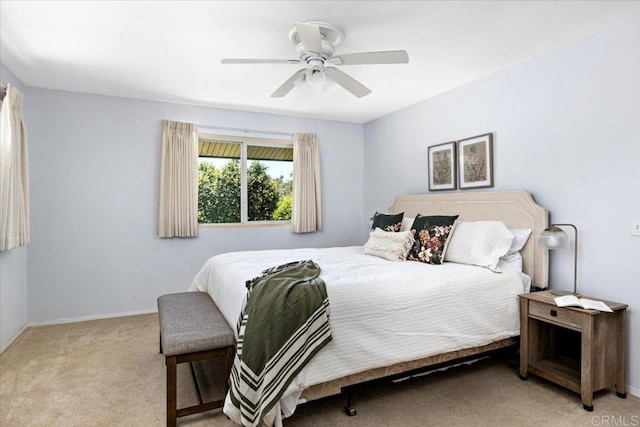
[196,123,294,137]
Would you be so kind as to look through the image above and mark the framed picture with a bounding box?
[458,133,493,189]
[428,141,457,191]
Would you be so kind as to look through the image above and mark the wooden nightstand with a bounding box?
[519,290,627,411]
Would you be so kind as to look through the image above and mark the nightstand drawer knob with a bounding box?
[550,309,558,317]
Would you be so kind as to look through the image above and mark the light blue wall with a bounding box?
[0,63,29,352]
[363,17,640,394]
[24,90,364,323]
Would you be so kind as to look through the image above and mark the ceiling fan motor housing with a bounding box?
[290,22,344,66]
[288,22,345,45]
[296,39,335,64]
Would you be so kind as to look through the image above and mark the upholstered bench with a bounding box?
[157,292,235,427]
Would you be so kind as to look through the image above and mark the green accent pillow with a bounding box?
[407,215,459,264]
[371,212,404,232]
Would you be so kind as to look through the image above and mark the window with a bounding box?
[197,134,293,225]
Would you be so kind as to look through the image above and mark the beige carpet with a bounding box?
[1,313,638,426]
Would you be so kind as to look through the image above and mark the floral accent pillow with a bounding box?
[371,212,404,232]
[407,215,459,264]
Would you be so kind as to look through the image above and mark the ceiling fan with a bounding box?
[221,22,409,98]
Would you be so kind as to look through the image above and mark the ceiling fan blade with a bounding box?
[221,58,301,64]
[326,67,372,98]
[330,50,409,65]
[271,69,307,98]
[295,22,322,53]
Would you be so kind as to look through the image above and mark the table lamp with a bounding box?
[537,223,578,296]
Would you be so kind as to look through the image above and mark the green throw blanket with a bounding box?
[228,260,332,426]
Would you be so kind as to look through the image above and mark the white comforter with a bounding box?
[189,246,522,423]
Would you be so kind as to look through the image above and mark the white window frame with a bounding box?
[198,132,293,228]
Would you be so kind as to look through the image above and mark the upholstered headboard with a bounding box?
[388,190,549,288]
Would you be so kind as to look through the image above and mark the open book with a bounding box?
[554,295,613,312]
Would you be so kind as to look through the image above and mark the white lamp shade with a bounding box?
[537,226,569,250]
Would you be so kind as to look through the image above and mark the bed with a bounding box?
[189,190,549,425]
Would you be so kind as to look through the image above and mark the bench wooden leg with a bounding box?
[164,347,235,425]
[166,356,177,427]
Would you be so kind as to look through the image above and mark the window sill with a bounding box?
[199,222,291,230]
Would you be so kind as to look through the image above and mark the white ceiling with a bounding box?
[2,1,639,123]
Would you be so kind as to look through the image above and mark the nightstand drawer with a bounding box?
[528,300,583,329]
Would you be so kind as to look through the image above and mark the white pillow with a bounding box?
[500,228,531,273]
[507,228,532,254]
[444,221,514,272]
[364,228,415,262]
[400,217,415,232]
[502,252,523,272]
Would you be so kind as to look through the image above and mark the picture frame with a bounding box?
[428,141,457,191]
[457,133,493,190]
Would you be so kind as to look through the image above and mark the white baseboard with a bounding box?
[0,322,29,354]
[627,385,640,398]
[27,308,158,327]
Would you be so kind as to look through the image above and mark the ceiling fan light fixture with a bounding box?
[305,66,326,87]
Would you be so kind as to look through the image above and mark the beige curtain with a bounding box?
[158,120,199,237]
[291,133,322,233]
[0,85,30,250]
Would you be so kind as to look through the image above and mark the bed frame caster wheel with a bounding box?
[519,374,528,381]
[583,404,593,412]
[344,406,357,416]
[616,392,627,399]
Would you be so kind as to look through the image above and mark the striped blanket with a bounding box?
[226,260,332,426]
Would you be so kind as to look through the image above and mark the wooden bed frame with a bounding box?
[300,190,549,404]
